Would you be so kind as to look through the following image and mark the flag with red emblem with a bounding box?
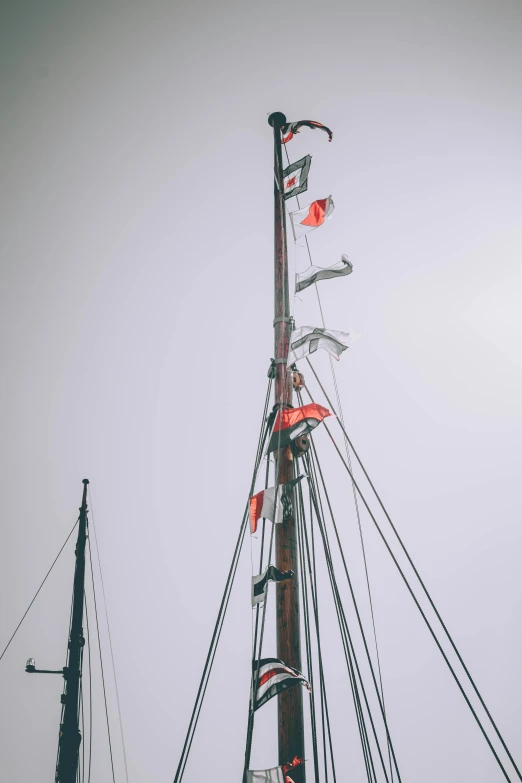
[282,155,311,200]
[290,197,334,240]
[267,403,332,453]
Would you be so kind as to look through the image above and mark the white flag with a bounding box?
[247,768,284,783]
[296,255,353,293]
[287,326,357,366]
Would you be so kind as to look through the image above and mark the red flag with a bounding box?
[268,403,332,452]
[281,120,333,144]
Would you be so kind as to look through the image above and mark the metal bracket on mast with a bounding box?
[273,316,294,326]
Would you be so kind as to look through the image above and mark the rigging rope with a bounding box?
[296,384,402,782]
[305,359,521,782]
[306,394,514,781]
[307,438,400,783]
[296,481,336,783]
[87,536,117,783]
[0,518,79,661]
[176,375,273,783]
[304,443,393,783]
[84,591,93,783]
[88,488,129,783]
[284,143,393,781]
[296,486,320,783]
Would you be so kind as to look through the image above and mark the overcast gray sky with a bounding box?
[1,1,522,781]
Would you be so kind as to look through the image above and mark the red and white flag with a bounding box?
[253,658,311,711]
[282,155,311,201]
[290,197,334,240]
[281,119,333,144]
[249,477,305,533]
[267,403,332,453]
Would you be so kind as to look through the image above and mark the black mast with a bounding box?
[55,478,89,783]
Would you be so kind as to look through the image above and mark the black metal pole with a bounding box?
[268,111,306,782]
[55,479,89,783]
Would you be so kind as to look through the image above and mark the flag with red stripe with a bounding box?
[267,403,332,453]
[253,657,311,711]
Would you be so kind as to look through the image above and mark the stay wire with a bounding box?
[285,141,394,781]
[307,483,338,783]
[307,439,397,783]
[177,379,272,783]
[333,362,393,782]
[300,404,401,781]
[296,487,320,783]
[0,518,79,661]
[87,535,117,783]
[243,378,274,775]
[84,590,93,783]
[88,488,129,783]
[298,386,401,782]
[310,406,514,781]
[305,361,520,781]
[309,464,388,783]
[297,480,337,783]
[305,450,379,783]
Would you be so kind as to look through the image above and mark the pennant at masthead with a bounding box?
[296,254,353,293]
[282,155,311,201]
[287,326,357,366]
[281,119,333,144]
[290,197,334,240]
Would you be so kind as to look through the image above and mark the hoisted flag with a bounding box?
[246,768,285,783]
[249,476,305,533]
[253,657,311,711]
[282,155,311,201]
[296,255,353,293]
[252,565,294,606]
[247,759,305,783]
[290,197,334,240]
[287,326,357,366]
[281,120,333,144]
[267,403,332,453]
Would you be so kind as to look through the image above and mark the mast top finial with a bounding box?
[82,479,89,485]
[268,112,287,128]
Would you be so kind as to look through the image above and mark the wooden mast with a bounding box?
[268,111,306,782]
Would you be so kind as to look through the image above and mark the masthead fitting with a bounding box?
[268,112,287,129]
[82,479,89,485]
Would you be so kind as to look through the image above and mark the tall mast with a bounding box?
[268,112,306,781]
[56,478,89,783]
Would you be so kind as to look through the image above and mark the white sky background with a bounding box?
[1,1,522,781]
